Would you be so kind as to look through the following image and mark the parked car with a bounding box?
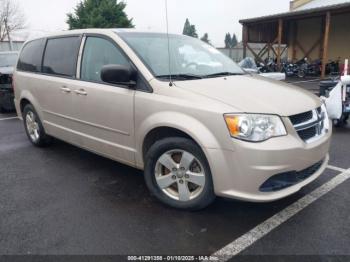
[0,51,18,112]
[14,29,331,210]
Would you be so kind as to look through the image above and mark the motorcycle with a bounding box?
[296,58,321,78]
[326,59,340,76]
[281,61,299,77]
[259,58,277,73]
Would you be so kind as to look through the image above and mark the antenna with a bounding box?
[165,0,173,86]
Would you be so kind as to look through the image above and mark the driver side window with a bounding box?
[81,37,129,83]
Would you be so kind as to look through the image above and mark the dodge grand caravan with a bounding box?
[14,29,332,210]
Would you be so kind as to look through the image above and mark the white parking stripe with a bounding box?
[327,165,347,173]
[0,117,18,121]
[212,168,350,261]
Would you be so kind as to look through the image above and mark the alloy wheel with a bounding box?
[25,111,40,142]
[154,150,206,202]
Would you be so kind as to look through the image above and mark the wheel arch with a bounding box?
[136,112,222,169]
[17,91,42,120]
[142,126,201,161]
[20,98,31,113]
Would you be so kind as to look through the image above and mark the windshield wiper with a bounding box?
[203,72,245,78]
[156,74,203,80]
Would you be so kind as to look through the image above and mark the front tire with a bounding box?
[144,137,215,210]
[23,104,53,147]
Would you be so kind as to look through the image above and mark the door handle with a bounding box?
[60,86,71,93]
[74,89,87,96]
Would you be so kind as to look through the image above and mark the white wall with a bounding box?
[0,42,24,52]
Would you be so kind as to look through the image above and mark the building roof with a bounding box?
[294,0,350,11]
[240,2,350,24]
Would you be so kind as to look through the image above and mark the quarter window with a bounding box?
[17,39,46,73]
[81,37,129,83]
[42,37,81,77]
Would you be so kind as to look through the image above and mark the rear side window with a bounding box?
[17,39,46,72]
[43,37,81,77]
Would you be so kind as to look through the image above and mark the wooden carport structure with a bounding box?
[239,2,350,78]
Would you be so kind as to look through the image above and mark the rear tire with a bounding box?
[297,69,306,78]
[23,104,53,147]
[144,137,215,210]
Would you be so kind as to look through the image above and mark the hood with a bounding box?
[0,66,14,75]
[174,74,321,116]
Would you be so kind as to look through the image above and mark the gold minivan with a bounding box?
[14,29,332,210]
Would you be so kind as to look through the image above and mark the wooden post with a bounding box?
[243,25,248,59]
[321,12,331,79]
[277,19,283,70]
[292,21,298,62]
[319,16,325,59]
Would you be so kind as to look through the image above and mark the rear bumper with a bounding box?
[205,125,332,202]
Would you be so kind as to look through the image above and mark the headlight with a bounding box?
[224,114,287,142]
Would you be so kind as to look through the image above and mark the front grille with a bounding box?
[289,107,327,143]
[289,111,313,125]
[260,159,324,192]
[298,126,317,141]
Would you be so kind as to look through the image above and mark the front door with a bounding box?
[68,36,136,166]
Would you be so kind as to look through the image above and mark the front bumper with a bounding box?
[205,121,332,202]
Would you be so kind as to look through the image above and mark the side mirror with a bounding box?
[101,64,137,87]
[341,75,350,85]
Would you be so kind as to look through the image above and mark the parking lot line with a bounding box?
[0,117,18,121]
[212,168,350,261]
[327,165,347,173]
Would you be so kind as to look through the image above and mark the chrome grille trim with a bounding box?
[294,110,325,131]
[290,107,329,143]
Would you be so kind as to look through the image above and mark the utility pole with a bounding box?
[4,17,13,51]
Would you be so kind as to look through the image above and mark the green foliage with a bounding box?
[224,33,232,48]
[67,0,134,30]
[224,33,238,48]
[200,33,211,44]
[231,34,238,47]
[182,18,198,38]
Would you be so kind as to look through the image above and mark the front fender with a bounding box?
[135,111,222,168]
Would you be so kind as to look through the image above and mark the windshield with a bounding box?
[118,32,244,79]
[0,53,18,67]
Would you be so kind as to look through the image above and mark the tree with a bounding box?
[0,0,25,42]
[182,18,198,38]
[224,33,238,48]
[224,33,232,48]
[200,33,210,44]
[231,33,238,48]
[67,0,134,30]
